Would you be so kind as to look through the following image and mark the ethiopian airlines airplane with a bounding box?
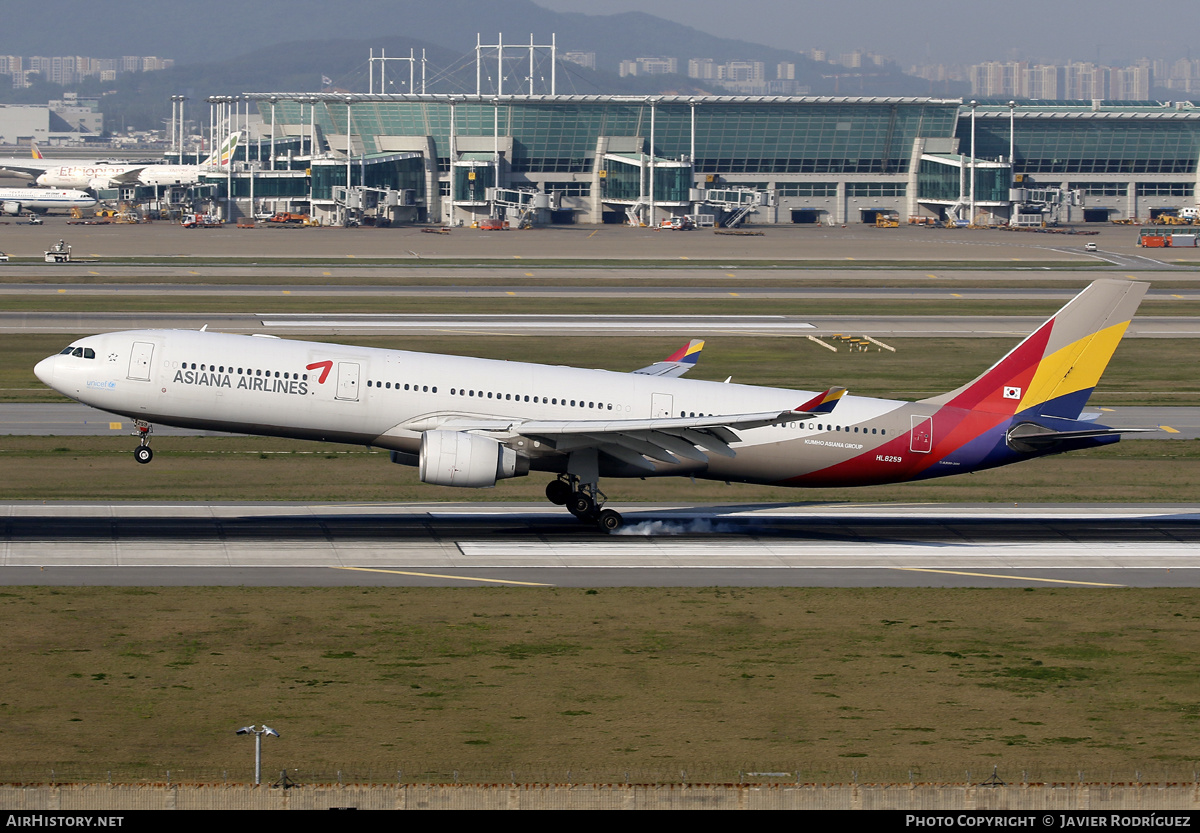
[34,279,1151,531]
[0,133,240,190]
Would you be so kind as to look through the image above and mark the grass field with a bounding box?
[1,436,1197,504]
[2,586,1198,784]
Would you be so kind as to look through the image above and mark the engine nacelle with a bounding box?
[0,201,20,215]
[418,430,527,488]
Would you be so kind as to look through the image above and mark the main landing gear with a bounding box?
[132,421,154,464]
[546,475,624,532]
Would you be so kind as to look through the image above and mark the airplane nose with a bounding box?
[34,355,55,387]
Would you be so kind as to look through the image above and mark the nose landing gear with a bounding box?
[132,421,154,464]
[545,474,624,532]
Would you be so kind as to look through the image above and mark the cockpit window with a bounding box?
[63,347,95,359]
[60,347,74,354]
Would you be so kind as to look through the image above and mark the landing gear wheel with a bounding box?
[545,478,572,506]
[568,492,596,519]
[134,446,153,464]
[597,509,623,532]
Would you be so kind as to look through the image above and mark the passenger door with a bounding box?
[127,341,154,382]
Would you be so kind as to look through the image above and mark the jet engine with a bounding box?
[0,201,21,215]
[418,430,527,487]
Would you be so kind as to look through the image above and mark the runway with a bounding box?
[5,279,1200,299]
[6,310,1200,337]
[2,502,1198,588]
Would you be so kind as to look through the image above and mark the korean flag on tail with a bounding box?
[1003,386,1022,400]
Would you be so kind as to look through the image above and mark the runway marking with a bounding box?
[88,271,99,276]
[586,230,599,239]
[729,292,739,296]
[1160,425,1180,433]
[926,274,937,278]
[951,293,962,298]
[437,329,530,337]
[507,291,516,295]
[896,568,1123,587]
[108,422,121,430]
[282,290,291,295]
[57,289,66,294]
[332,566,551,586]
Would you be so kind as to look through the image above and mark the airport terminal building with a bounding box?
[211,93,1200,227]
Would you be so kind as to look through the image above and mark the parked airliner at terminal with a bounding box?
[34,280,1150,531]
[0,187,95,215]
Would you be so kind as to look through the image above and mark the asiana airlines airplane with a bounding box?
[34,279,1151,531]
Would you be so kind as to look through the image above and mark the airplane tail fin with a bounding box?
[31,141,42,160]
[201,132,241,168]
[921,279,1148,420]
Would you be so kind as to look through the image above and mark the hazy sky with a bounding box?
[531,0,1198,67]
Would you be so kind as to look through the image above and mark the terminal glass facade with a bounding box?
[277,97,960,180]
[962,115,1200,175]
[253,95,1200,223]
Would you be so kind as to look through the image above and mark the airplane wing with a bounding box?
[632,339,704,377]
[399,387,846,471]
[108,168,147,184]
[0,163,44,178]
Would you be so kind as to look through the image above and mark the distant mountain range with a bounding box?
[0,0,966,133]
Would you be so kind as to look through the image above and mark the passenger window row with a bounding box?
[365,380,620,412]
[367,380,435,393]
[814,423,886,436]
[183,362,308,381]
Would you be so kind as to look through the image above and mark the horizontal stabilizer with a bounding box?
[1006,422,1158,452]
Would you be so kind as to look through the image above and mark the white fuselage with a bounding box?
[33,163,143,189]
[34,329,912,486]
[0,187,97,214]
[134,164,213,187]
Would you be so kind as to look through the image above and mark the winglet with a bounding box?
[797,386,846,414]
[664,338,704,365]
[632,339,705,377]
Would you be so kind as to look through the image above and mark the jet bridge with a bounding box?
[1009,187,1083,227]
[487,187,556,228]
[697,188,772,227]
